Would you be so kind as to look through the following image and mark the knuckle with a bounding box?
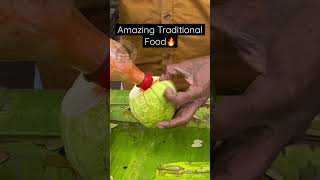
[167,92,176,100]
[186,90,195,98]
[175,97,185,106]
[168,121,176,128]
[164,65,171,71]
[165,64,176,72]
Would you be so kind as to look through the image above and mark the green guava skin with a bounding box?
[61,102,108,180]
[129,80,177,128]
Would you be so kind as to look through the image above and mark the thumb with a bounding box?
[164,86,203,106]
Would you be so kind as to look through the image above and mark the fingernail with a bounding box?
[157,124,164,128]
[158,122,168,128]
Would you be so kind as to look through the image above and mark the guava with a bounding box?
[60,74,108,180]
[60,101,108,180]
[129,77,177,128]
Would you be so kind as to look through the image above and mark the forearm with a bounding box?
[0,1,109,75]
[53,8,109,74]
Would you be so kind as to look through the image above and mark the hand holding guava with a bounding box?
[157,56,210,128]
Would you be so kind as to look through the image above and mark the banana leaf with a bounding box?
[110,123,210,180]
[0,89,78,180]
[266,144,320,180]
[4,90,320,180]
[0,142,76,180]
[0,89,63,137]
[155,162,210,180]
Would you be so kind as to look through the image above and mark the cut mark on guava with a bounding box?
[151,84,176,115]
[149,87,166,113]
[142,93,151,110]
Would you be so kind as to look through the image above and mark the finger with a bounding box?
[160,65,179,81]
[159,73,165,81]
[165,86,203,106]
[157,102,200,128]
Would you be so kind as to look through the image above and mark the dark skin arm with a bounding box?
[212,0,320,179]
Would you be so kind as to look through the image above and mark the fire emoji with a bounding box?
[167,37,175,47]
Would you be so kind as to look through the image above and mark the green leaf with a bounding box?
[0,90,64,136]
[111,124,210,180]
[155,162,210,180]
[268,145,320,180]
